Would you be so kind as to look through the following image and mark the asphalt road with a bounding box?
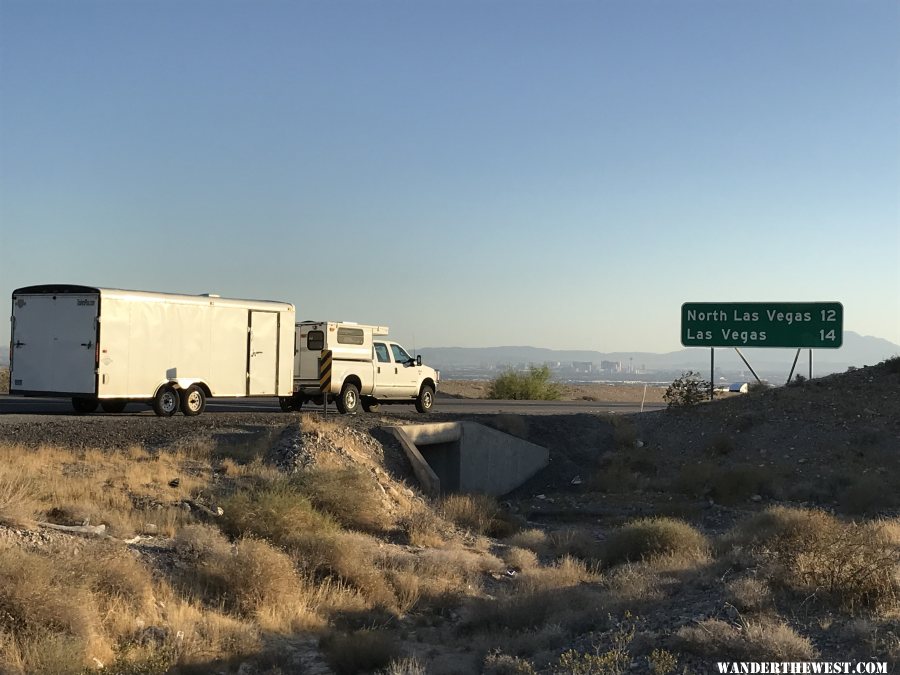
[0,395,664,417]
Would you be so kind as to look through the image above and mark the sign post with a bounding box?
[319,349,332,417]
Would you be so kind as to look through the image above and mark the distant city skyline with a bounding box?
[1,0,897,352]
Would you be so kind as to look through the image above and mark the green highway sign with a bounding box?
[681,302,843,348]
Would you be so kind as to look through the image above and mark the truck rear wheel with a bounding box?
[72,397,99,414]
[100,399,127,413]
[153,385,180,417]
[415,384,434,413]
[180,385,206,416]
[336,383,360,415]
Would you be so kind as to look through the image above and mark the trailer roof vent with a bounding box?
[200,293,221,298]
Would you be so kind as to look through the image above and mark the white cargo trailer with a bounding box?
[9,285,295,416]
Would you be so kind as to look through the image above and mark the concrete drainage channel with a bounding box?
[388,422,549,497]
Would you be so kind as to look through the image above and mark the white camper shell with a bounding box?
[9,285,295,416]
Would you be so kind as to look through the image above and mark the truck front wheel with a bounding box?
[336,383,360,415]
[416,384,435,413]
[153,385,180,417]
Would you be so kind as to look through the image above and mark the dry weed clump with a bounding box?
[725,576,773,614]
[0,546,107,673]
[440,493,520,537]
[601,517,709,567]
[676,616,817,661]
[723,507,900,612]
[296,462,393,533]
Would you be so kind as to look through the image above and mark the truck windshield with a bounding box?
[390,344,411,363]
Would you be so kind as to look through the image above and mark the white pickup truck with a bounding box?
[285,321,440,414]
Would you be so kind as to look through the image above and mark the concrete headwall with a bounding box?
[389,422,549,497]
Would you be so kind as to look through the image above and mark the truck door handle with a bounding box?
[394,367,398,374]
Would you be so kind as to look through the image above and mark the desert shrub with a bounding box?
[320,629,400,675]
[676,617,816,660]
[295,464,392,533]
[0,472,36,527]
[440,493,520,537]
[488,365,561,401]
[219,478,340,549]
[787,374,807,387]
[383,657,427,675]
[483,651,538,674]
[663,371,710,408]
[882,355,900,374]
[726,576,773,613]
[0,547,106,673]
[552,613,634,675]
[601,517,709,567]
[723,507,900,612]
[647,648,678,675]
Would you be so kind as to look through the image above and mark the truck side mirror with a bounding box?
[416,355,422,366]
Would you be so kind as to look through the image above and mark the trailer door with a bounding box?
[11,293,98,394]
[248,311,278,395]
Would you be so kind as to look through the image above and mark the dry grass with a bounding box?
[440,493,520,537]
[723,507,900,612]
[601,517,709,567]
[0,443,209,536]
[676,616,817,660]
[295,462,393,533]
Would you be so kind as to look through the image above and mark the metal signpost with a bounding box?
[680,302,843,393]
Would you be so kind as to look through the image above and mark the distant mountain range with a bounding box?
[2,331,897,379]
[420,331,900,379]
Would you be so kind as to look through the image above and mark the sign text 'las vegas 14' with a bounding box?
[681,302,843,349]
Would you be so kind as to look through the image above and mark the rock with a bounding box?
[751,494,763,502]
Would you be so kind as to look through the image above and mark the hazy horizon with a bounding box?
[2,1,897,352]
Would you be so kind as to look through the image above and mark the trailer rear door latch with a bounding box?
[81,341,93,349]
[14,341,25,348]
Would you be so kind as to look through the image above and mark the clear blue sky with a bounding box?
[1,0,898,352]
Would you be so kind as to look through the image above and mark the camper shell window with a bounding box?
[337,327,364,345]
[307,330,325,351]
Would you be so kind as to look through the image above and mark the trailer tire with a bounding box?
[181,385,206,416]
[415,384,434,413]
[153,385,181,417]
[100,399,127,414]
[72,397,99,414]
[336,383,360,415]
[361,397,380,413]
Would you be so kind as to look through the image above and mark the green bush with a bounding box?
[488,365,561,401]
[663,371,710,408]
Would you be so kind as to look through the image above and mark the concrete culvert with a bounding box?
[388,422,549,497]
